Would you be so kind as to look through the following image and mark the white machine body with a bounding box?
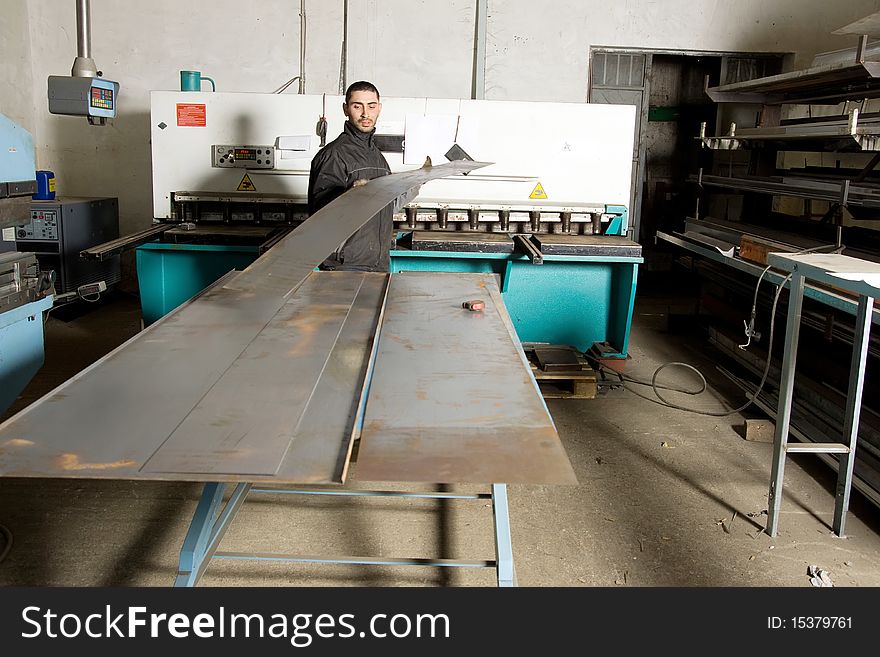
[150,92,635,221]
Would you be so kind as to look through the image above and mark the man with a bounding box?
[307,81,392,272]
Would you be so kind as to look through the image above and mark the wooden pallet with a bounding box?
[524,346,598,400]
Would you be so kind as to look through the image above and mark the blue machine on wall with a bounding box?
[0,114,53,415]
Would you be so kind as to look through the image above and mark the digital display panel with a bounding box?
[90,86,114,110]
[234,149,256,160]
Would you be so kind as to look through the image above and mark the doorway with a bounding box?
[589,49,786,246]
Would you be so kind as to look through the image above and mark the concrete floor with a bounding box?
[1,291,879,587]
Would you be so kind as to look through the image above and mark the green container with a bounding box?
[136,242,260,325]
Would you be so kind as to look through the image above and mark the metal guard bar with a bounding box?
[176,483,516,587]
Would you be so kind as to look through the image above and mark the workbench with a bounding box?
[0,271,575,586]
[766,253,880,537]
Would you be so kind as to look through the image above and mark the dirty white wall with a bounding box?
[484,0,879,101]
[13,0,880,233]
[1,0,36,135]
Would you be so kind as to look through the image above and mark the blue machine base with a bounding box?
[0,295,53,415]
[136,242,261,326]
[133,242,640,358]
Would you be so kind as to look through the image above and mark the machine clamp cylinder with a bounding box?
[468,209,480,230]
[405,207,418,229]
[560,212,571,233]
[529,211,541,233]
[498,210,510,232]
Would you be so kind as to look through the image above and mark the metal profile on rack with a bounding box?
[705,60,880,106]
[699,110,880,152]
[688,174,880,210]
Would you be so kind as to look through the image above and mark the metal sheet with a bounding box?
[768,253,880,299]
[532,234,642,258]
[273,274,388,483]
[706,61,880,105]
[409,230,514,253]
[695,174,880,209]
[164,225,278,239]
[141,273,377,477]
[224,161,488,298]
[833,12,880,36]
[0,279,280,479]
[355,272,577,485]
[0,272,384,484]
[0,163,488,483]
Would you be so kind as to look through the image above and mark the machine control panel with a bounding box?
[212,145,275,169]
[18,209,59,240]
[48,76,119,119]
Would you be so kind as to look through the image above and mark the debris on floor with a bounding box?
[807,565,834,587]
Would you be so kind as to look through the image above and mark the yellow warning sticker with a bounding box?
[237,173,256,192]
[529,182,548,199]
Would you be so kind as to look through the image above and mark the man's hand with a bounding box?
[351,179,369,188]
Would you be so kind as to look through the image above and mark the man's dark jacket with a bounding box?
[307,120,392,271]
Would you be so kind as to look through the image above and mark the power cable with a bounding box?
[0,524,12,564]
[600,244,841,416]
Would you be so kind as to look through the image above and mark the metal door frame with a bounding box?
[588,47,788,244]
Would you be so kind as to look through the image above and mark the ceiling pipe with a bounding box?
[472,0,487,99]
[299,0,306,93]
[338,0,349,95]
[71,0,98,77]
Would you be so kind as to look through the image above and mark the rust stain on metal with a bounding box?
[282,304,346,357]
[3,438,34,447]
[388,334,416,351]
[56,453,137,471]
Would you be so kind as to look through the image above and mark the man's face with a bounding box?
[344,90,381,133]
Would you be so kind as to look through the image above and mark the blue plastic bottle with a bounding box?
[33,170,56,200]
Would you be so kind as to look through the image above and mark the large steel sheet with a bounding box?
[0,272,385,484]
[141,273,384,477]
[0,161,484,483]
[224,160,487,298]
[355,272,577,485]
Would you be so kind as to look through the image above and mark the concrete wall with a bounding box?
[15,0,880,234]
[0,0,36,135]
[485,0,878,102]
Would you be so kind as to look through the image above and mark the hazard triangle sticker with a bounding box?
[529,182,548,199]
[237,173,256,191]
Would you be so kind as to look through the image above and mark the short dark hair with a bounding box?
[345,81,380,104]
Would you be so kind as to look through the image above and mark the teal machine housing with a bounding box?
[0,285,53,414]
[0,114,53,415]
[136,242,261,325]
[132,204,641,358]
[390,205,641,357]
